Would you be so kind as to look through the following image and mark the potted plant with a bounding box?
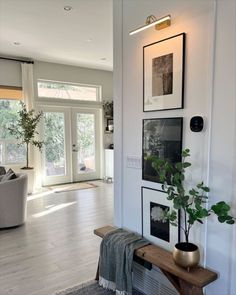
[8,101,44,193]
[150,148,235,270]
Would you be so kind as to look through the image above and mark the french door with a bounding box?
[41,106,101,186]
[71,108,101,182]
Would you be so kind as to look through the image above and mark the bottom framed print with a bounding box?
[141,187,180,251]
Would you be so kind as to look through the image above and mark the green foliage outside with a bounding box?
[43,112,94,168]
[77,113,94,163]
[150,148,235,243]
[44,112,65,164]
[0,100,21,140]
[0,100,26,164]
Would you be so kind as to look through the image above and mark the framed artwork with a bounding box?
[141,187,180,251]
[106,118,114,132]
[143,33,185,112]
[142,117,183,183]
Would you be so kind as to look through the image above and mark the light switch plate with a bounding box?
[126,156,142,169]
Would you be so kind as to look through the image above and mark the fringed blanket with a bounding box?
[99,228,149,295]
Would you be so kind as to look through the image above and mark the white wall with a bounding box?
[0,59,22,87]
[113,0,236,294]
[206,1,236,294]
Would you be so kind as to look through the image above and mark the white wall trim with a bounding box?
[113,0,123,227]
[204,0,217,268]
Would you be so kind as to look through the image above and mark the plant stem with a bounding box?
[184,209,189,243]
[26,143,29,168]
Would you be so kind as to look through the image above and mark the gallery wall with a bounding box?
[113,0,236,294]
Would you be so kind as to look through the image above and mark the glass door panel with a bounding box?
[76,113,95,174]
[44,112,66,176]
[42,107,72,186]
[72,108,101,182]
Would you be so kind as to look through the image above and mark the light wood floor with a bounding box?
[0,181,113,295]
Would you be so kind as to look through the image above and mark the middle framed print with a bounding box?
[142,117,183,183]
[143,33,185,112]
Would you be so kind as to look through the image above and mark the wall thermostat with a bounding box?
[190,116,204,132]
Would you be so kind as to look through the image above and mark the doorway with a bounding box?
[41,106,102,186]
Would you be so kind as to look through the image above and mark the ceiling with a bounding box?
[0,0,113,71]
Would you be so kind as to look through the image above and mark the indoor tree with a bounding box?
[8,101,44,169]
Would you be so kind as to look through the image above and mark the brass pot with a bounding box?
[173,242,200,271]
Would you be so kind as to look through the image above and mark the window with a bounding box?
[0,86,25,165]
[37,80,101,101]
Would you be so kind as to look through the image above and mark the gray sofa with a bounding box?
[0,173,28,228]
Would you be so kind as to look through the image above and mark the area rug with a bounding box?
[56,280,144,295]
[49,182,97,193]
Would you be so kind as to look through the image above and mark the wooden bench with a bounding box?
[94,225,218,295]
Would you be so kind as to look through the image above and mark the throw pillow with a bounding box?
[1,168,17,182]
[0,166,6,175]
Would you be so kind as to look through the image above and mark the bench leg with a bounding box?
[179,280,203,295]
[95,258,100,281]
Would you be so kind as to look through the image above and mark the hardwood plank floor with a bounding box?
[0,181,113,295]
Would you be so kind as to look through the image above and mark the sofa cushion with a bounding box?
[1,168,17,182]
[0,166,6,175]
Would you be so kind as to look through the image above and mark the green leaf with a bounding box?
[218,216,227,223]
[226,220,235,225]
[182,162,191,168]
[182,148,190,157]
[202,186,210,192]
[175,162,182,171]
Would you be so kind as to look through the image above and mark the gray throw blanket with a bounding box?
[99,228,149,295]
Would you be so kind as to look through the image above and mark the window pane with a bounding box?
[0,99,26,165]
[38,80,99,101]
[44,112,66,176]
[76,113,95,174]
[6,142,26,164]
[0,99,21,139]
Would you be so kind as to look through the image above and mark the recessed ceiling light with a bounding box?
[13,42,21,46]
[64,5,73,11]
[100,58,107,61]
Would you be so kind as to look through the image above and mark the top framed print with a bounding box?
[143,33,185,112]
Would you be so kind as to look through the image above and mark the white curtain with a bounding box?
[21,63,35,110]
[21,63,42,190]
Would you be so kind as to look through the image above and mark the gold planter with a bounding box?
[173,242,200,271]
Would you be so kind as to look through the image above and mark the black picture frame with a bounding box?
[141,187,180,251]
[105,118,114,132]
[142,117,183,183]
[143,33,185,112]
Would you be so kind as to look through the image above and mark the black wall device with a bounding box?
[190,116,204,132]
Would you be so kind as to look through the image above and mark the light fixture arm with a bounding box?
[145,15,157,25]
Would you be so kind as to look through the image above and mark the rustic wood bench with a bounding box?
[94,225,218,295]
